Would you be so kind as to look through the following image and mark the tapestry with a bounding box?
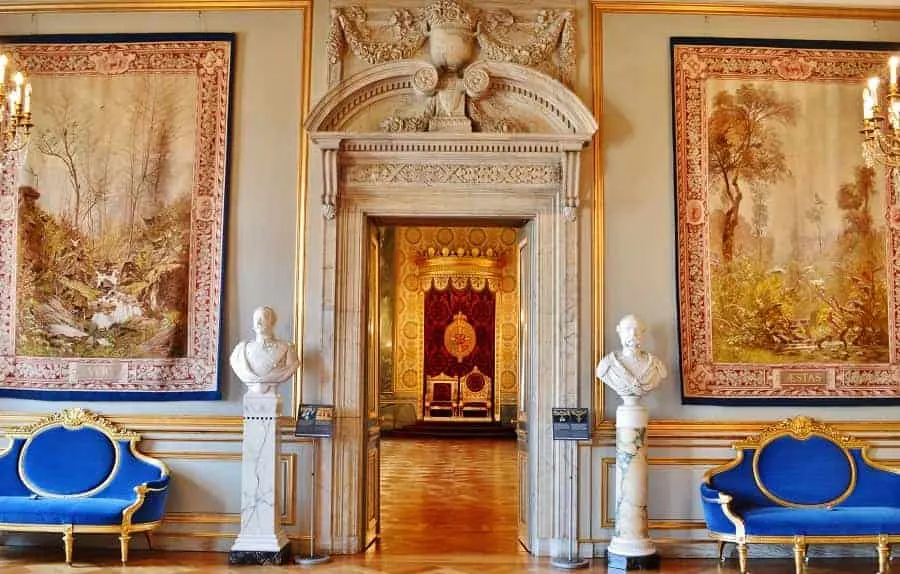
[672,37,900,404]
[424,286,496,381]
[0,33,234,400]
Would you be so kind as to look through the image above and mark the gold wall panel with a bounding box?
[392,225,519,419]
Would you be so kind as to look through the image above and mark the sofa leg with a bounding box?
[737,542,748,574]
[62,526,74,565]
[717,540,727,563]
[119,534,131,564]
[878,537,891,574]
[792,540,807,574]
[144,531,153,550]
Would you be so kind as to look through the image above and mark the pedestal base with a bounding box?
[606,551,660,571]
[550,556,590,569]
[228,545,291,565]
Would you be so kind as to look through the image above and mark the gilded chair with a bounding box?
[459,366,492,419]
[425,373,458,418]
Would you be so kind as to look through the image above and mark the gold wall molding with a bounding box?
[590,1,900,426]
[0,0,313,425]
[164,513,240,524]
[595,451,900,532]
[0,0,311,13]
[591,1,900,20]
[599,456,730,530]
[149,451,297,526]
[0,414,303,433]
[590,419,900,439]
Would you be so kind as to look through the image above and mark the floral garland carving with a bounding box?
[476,9,575,88]
[328,6,427,87]
[327,2,575,88]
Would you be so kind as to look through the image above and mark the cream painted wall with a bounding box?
[0,8,310,553]
[602,12,900,421]
[0,9,303,416]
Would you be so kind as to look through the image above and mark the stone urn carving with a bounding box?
[423,0,477,72]
[428,26,475,71]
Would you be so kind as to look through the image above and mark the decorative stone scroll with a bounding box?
[327,0,575,89]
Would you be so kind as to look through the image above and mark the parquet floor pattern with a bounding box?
[0,437,884,572]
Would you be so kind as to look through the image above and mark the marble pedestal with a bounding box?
[228,392,291,565]
[607,398,659,571]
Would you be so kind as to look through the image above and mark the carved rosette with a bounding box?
[412,63,439,96]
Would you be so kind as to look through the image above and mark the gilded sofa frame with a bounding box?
[703,416,900,574]
[0,408,170,564]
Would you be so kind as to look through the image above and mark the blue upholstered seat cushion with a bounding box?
[0,496,132,525]
[21,427,116,496]
[743,506,900,536]
[755,436,853,506]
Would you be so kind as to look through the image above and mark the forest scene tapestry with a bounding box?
[672,38,900,403]
[0,34,234,400]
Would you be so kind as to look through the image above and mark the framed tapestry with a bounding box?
[0,33,234,400]
[672,37,900,404]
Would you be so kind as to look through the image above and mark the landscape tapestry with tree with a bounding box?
[672,38,900,403]
[0,34,234,400]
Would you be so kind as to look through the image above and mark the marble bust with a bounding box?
[596,315,667,400]
[230,306,300,395]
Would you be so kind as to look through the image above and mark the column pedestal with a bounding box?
[228,392,291,565]
[607,399,659,571]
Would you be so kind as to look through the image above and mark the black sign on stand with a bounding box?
[294,404,335,438]
[551,407,590,441]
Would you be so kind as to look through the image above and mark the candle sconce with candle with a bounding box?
[0,52,33,158]
[861,54,900,177]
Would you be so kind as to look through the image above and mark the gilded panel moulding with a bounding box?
[327,0,575,89]
[343,162,561,186]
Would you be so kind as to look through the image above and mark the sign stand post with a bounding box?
[295,405,334,566]
[550,407,590,570]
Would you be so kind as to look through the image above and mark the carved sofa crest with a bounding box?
[701,416,900,574]
[0,408,170,564]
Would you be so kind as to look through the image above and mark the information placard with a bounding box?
[551,407,590,440]
[295,404,335,438]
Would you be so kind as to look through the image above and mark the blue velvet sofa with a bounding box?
[701,415,900,574]
[0,408,170,564]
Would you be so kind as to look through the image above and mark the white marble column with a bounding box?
[607,397,659,570]
[228,392,290,565]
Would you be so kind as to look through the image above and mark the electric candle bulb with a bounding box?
[0,55,7,87]
[869,77,881,103]
[891,56,900,90]
[864,88,874,120]
[23,83,30,114]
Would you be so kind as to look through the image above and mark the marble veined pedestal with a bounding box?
[228,392,290,565]
[607,398,659,571]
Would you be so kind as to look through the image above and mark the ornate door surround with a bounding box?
[306,59,596,554]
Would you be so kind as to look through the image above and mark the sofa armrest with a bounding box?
[123,477,170,527]
[700,483,745,537]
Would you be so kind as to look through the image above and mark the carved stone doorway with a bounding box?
[305,59,596,554]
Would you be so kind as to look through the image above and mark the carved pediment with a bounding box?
[306,59,595,136]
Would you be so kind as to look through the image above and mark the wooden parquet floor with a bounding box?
[0,437,885,572]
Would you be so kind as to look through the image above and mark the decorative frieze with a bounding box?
[343,162,561,186]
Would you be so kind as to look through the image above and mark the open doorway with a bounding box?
[363,219,535,554]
